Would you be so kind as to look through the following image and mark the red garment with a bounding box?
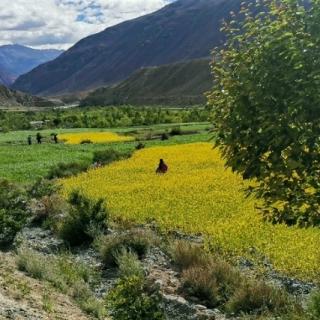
[156,163,168,174]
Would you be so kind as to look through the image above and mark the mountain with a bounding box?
[0,45,63,86]
[13,0,241,96]
[0,85,56,109]
[81,59,211,106]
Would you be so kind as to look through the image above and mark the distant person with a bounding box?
[156,159,168,174]
[36,132,43,144]
[53,133,58,144]
[27,135,32,145]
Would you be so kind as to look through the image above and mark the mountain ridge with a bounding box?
[13,0,241,96]
[0,44,62,86]
[81,58,212,106]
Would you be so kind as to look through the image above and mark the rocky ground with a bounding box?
[0,226,315,320]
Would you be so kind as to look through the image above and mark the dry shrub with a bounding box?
[97,229,156,267]
[225,280,290,315]
[171,240,208,271]
[181,258,242,308]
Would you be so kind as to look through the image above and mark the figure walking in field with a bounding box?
[27,135,32,145]
[156,159,168,174]
[36,132,43,144]
[53,133,58,144]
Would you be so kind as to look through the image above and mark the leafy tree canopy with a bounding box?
[209,0,320,226]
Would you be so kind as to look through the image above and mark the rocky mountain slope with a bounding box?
[0,44,62,86]
[81,58,212,106]
[13,0,241,96]
[0,85,56,109]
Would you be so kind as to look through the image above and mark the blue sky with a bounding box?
[0,0,174,50]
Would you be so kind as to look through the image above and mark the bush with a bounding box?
[0,180,29,247]
[135,142,145,150]
[106,275,164,320]
[28,178,58,199]
[171,241,208,271]
[308,290,320,319]
[116,248,144,279]
[225,280,289,315]
[181,259,241,308]
[46,162,89,180]
[29,194,67,229]
[97,229,153,267]
[58,191,109,246]
[170,127,182,136]
[92,148,132,166]
[161,133,169,141]
[182,266,219,307]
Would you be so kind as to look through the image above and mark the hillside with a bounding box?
[0,45,62,86]
[81,59,211,106]
[0,85,56,109]
[13,0,241,96]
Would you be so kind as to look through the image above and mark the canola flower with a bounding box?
[61,143,320,280]
[58,132,133,144]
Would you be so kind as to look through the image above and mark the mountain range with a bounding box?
[81,59,211,107]
[0,85,57,109]
[0,45,62,86]
[13,0,242,97]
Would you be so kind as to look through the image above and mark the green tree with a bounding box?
[208,0,320,226]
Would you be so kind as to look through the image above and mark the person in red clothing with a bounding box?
[156,159,168,174]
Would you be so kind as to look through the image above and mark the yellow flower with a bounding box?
[61,143,320,280]
[58,132,133,144]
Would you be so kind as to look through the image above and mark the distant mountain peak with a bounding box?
[0,45,63,86]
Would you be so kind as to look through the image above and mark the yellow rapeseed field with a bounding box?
[58,132,133,144]
[62,143,320,280]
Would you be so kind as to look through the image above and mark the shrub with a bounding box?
[135,142,145,150]
[58,191,109,246]
[46,162,89,180]
[115,248,144,279]
[181,259,241,308]
[92,148,132,166]
[17,248,52,280]
[225,280,289,316]
[161,133,169,141]
[308,290,320,319]
[33,194,67,228]
[28,178,58,199]
[106,275,165,320]
[170,127,182,136]
[97,229,153,267]
[182,266,219,307]
[0,180,29,247]
[171,241,208,271]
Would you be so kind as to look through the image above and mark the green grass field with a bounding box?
[0,123,213,183]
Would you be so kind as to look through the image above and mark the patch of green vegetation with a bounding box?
[0,180,29,247]
[0,124,212,183]
[16,248,106,319]
[58,191,109,246]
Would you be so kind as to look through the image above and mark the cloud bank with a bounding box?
[0,0,173,50]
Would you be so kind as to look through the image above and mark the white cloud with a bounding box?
[0,0,173,50]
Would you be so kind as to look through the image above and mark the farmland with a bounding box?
[0,123,211,182]
[61,142,320,280]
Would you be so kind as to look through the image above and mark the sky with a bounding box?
[0,0,173,50]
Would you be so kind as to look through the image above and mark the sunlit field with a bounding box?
[58,132,134,144]
[62,142,320,280]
